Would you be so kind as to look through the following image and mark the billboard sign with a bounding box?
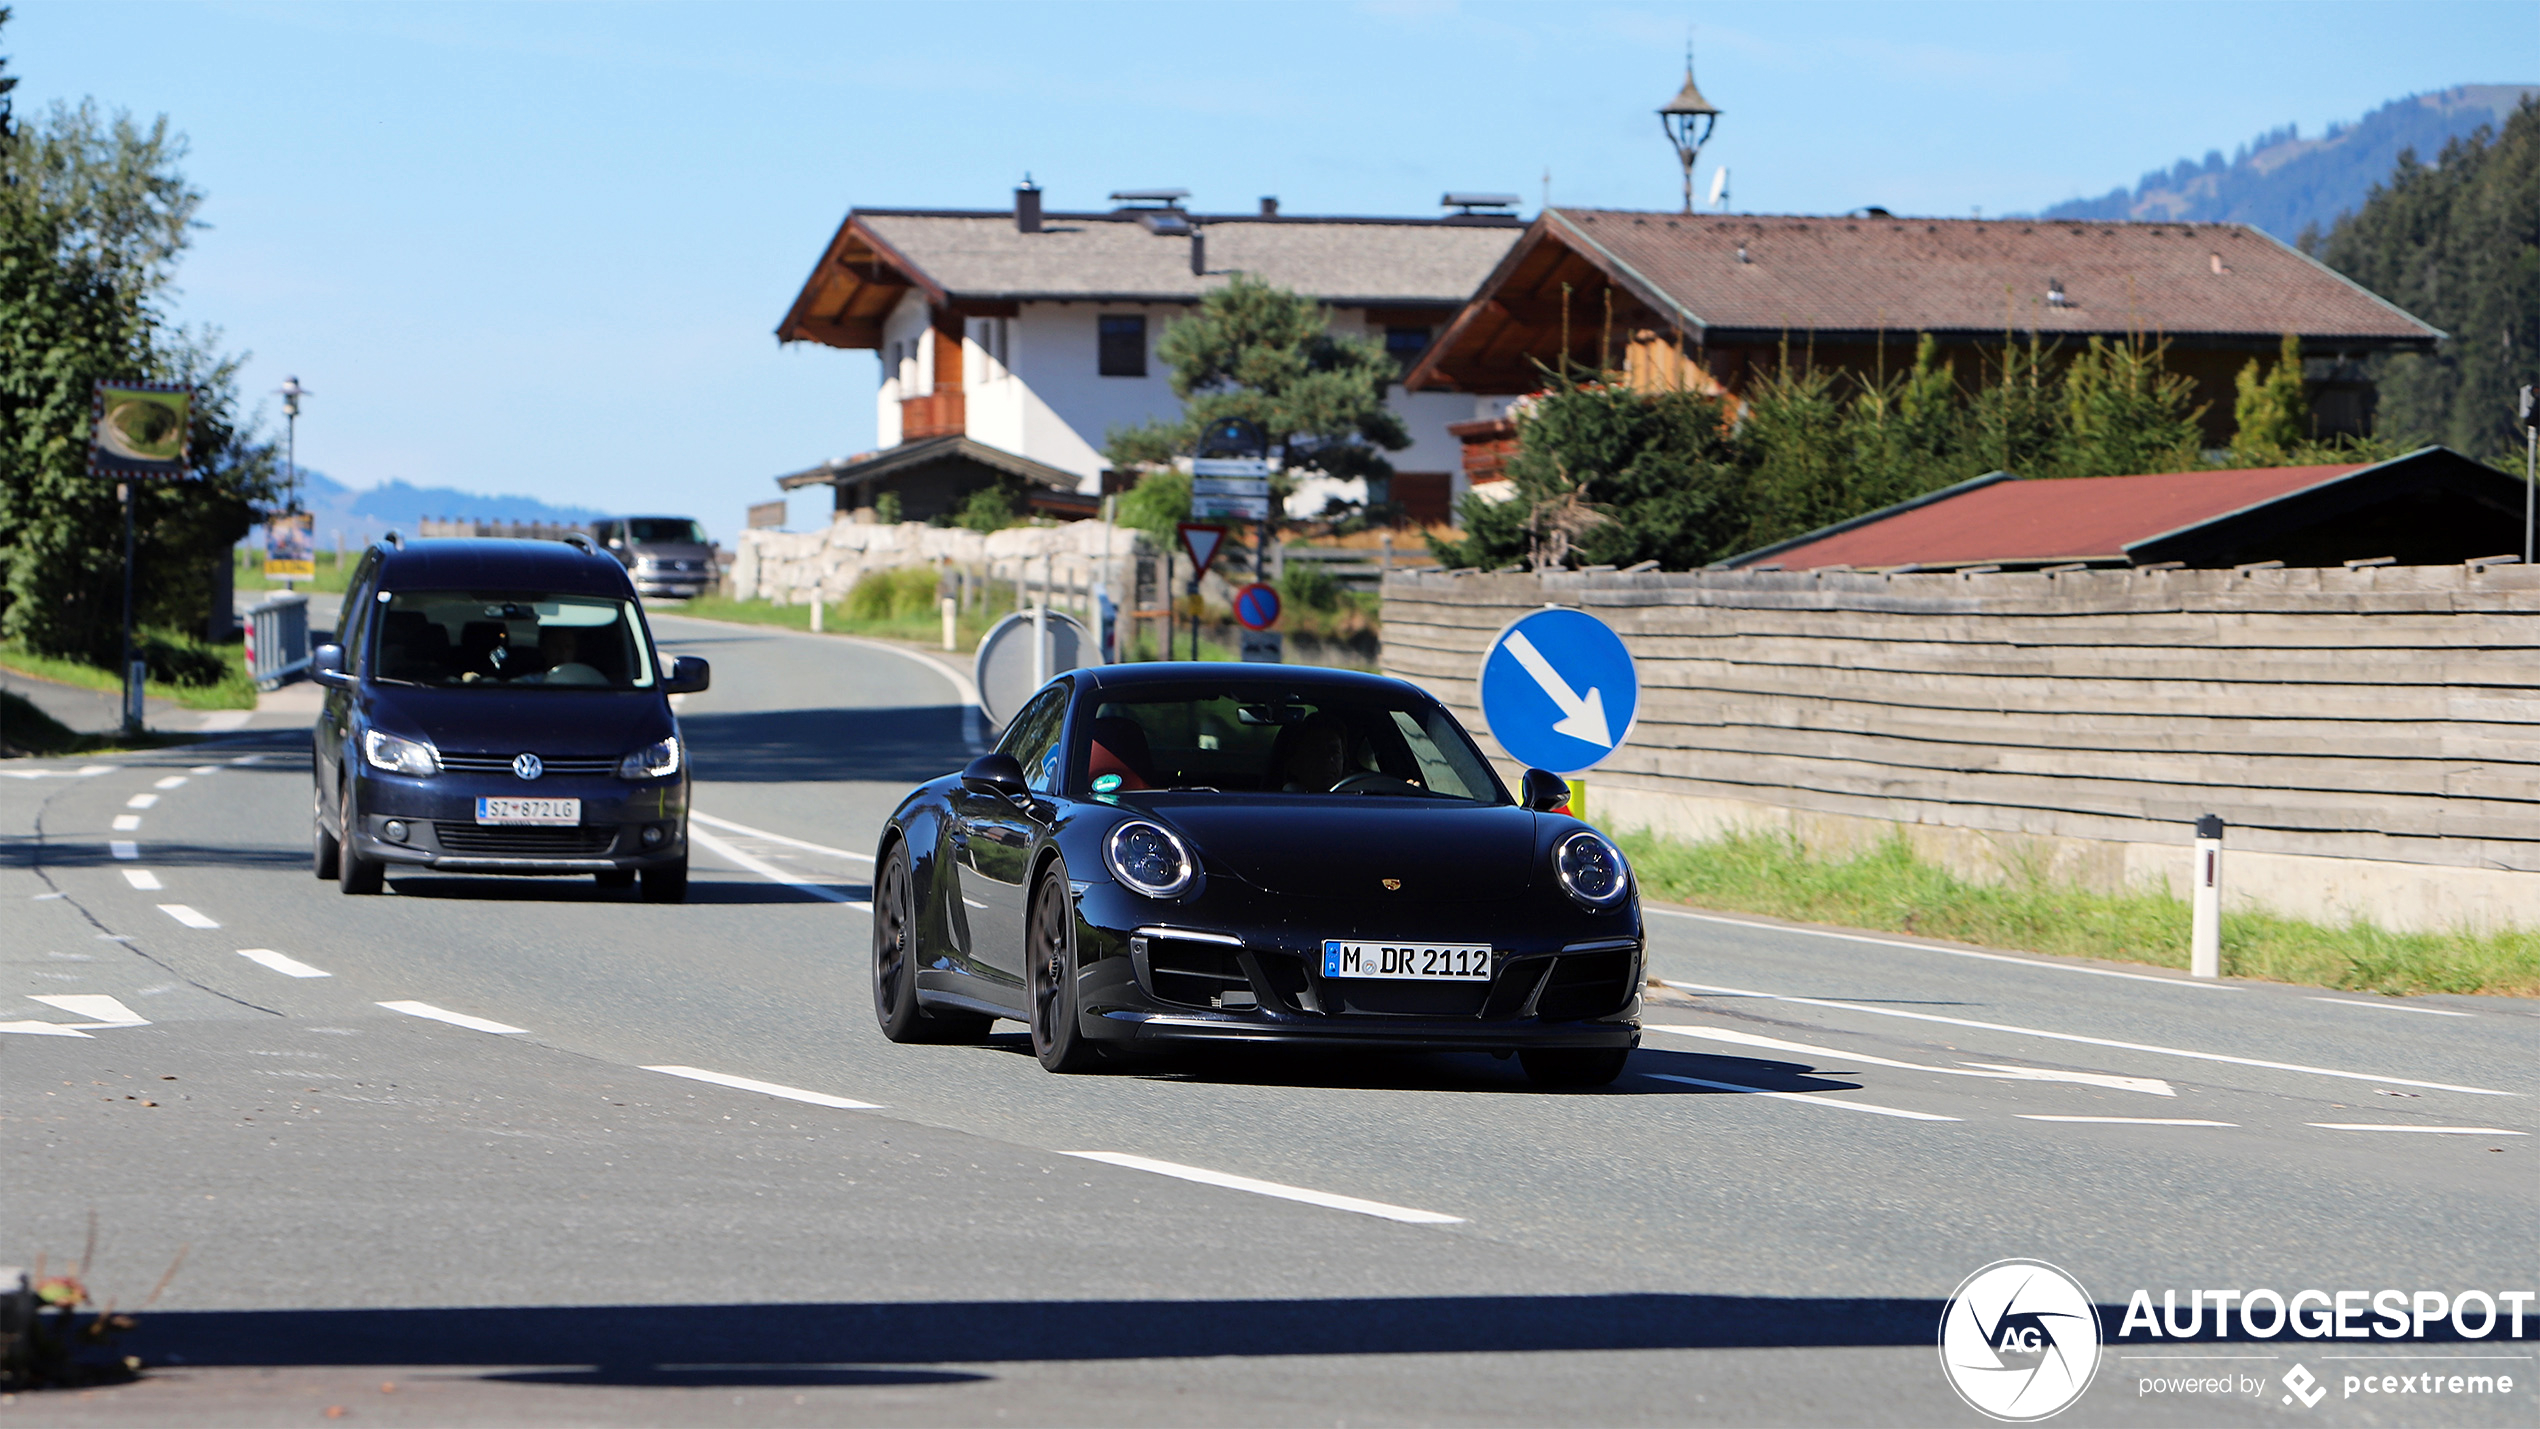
[266,511,316,581]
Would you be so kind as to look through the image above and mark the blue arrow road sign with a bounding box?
[1477,607,1639,775]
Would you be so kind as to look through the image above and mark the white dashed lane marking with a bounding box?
[643,1065,880,1109]
[28,994,148,1027]
[237,948,331,979]
[153,775,187,790]
[2307,1124,2527,1136]
[2309,996,2471,1018]
[109,841,138,860]
[1061,1152,1466,1225]
[1647,1024,2176,1096]
[1662,980,2515,1097]
[112,816,140,832]
[157,904,219,929]
[1643,1072,1963,1121]
[377,1000,529,1035]
[121,869,163,890]
[125,794,157,809]
[2019,1116,2237,1126]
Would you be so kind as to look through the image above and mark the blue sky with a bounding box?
[9,1,2524,536]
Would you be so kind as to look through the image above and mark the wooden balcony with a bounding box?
[900,390,966,441]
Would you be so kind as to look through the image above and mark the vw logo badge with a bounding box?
[1939,1259,2101,1421]
[511,752,544,781]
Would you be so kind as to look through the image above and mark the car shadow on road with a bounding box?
[124,1291,1967,1387]
[10,840,312,874]
[383,875,869,906]
[679,706,972,787]
[969,1040,1868,1097]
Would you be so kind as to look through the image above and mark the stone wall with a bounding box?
[1381,561,2540,933]
[731,520,1144,608]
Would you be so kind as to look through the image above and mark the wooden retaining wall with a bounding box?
[1379,561,2540,931]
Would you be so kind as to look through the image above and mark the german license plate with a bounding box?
[1320,940,1491,981]
[476,796,580,826]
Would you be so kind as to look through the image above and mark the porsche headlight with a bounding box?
[1554,830,1629,909]
[618,736,681,780]
[1105,819,1196,899]
[361,728,440,777]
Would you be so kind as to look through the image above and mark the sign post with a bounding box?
[90,380,192,737]
[1175,522,1226,661]
[1478,608,1640,817]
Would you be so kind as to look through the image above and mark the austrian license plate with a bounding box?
[1320,940,1492,981]
[475,796,580,826]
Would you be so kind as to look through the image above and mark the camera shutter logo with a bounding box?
[1939,1259,2102,1421]
[512,753,544,781]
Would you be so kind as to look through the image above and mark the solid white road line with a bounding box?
[237,948,332,979]
[0,1020,94,1037]
[28,994,148,1026]
[157,903,218,928]
[111,815,140,831]
[2019,1116,2237,1126]
[2306,1124,2527,1136]
[1647,1024,2177,1096]
[690,812,875,864]
[688,826,871,908]
[377,1000,529,1035]
[2310,996,2471,1018]
[121,869,162,890]
[125,794,157,809]
[153,775,187,790]
[1062,1151,1465,1225]
[1644,906,2234,990]
[109,841,138,860]
[1662,979,2515,1097]
[642,1065,881,1109]
[1644,1071,1963,1120]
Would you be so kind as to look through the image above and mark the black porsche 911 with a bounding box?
[870,663,1642,1088]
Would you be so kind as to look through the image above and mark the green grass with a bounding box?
[1617,827,2540,999]
[0,637,257,711]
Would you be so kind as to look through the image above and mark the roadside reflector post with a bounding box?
[2190,814,2224,979]
[941,596,957,651]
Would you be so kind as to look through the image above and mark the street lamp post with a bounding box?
[277,376,307,589]
[1657,52,1722,216]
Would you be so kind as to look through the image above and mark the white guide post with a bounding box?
[941,596,957,651]
[808,589,823,633]
[2190,814,2223,979]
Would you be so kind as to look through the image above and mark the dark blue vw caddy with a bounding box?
[309,535,710,901]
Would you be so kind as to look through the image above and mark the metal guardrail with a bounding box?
[245,591,311,690]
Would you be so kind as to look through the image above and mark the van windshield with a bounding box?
[369,591,655,690]
[624,519,707,545]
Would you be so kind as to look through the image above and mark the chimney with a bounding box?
[1190,227,1206,277]
[1259,196,1279,216]
[1015,177,1042,234]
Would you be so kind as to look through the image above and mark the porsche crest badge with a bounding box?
[1381,878,1402,891]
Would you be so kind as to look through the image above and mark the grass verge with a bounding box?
[0,639,257,712]
[1616,828,2540,999]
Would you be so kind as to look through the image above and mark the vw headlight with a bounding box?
[618,736,681,780]
[1554,830,1629,909]
[1105,819,1196,899]
[361,728,440,777]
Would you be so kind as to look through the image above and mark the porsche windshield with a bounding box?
[369,592,655,689]
[1079,689,1507,802]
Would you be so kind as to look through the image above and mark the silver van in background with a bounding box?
[592,516,717,601]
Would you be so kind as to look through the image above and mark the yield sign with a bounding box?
[1177,522,1228,573]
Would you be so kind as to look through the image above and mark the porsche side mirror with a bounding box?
[663,655,711,694]
[1521,768,1572,813]
[961,752,1029,801]
[312,644,354,690]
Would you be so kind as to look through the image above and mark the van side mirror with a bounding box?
[663,655,710,694]
[312,644,353,690]
[961,752,1028,801]
[1521,768,1572,813]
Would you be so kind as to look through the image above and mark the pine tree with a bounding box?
[2230,334,2310,465]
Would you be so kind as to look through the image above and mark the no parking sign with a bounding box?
[1477,608,1638,775]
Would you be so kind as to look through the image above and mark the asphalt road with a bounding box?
[4,612,2533,1426]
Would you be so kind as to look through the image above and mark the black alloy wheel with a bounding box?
[871,843,989,1044]
[337,778,385,896]
[1028,863,1101,1073]
[312,785,340,880]
[1519,1046,1630,1089]
[640,851,689,903]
